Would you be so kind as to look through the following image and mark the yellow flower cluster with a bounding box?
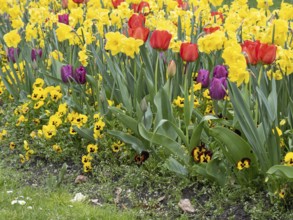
[198,30,226,54]
[222,39,250,86]
[105,32,143,58]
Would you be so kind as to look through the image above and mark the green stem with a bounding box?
[155,53,159,94]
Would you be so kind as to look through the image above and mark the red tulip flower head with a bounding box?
[241,40,260,65]
[112,0,125,8]
[128,14,145,29]
[128,27,150,42]
[137,1,150,15]
[257,43,277,64]
[179,42,199,62]
[72,0,87,4]
[150,30,172,51]
[241,40,277,65]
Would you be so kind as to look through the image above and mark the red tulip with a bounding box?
[177,0,188,9]
[257,43,277,64]
[241,40,260,65]
[131,4,139,13]
[137,1,150,15]
[112,0,124,8]
[179,42,199,62]
[211,11,224,23]
[128,14,145,29]
[72,0,87,4]
[203,26,220,34]
[150,30,172,51]
[128,27,149,42]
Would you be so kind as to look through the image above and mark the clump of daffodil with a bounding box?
[3,29,21,48]
[222,38,250,86]
[105,32,143,58]
[198,30,226,54]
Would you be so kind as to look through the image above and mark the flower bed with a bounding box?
[0,0,292,203]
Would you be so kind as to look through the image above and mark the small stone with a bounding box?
[17,200,26,205]
[157,196,165,202]
[71,193,86,202]
[178,199,195,213]
[74,175,88,184]
[91,199,102,206]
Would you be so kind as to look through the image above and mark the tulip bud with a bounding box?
[213,65,228,78]
[209,77,227,100]
[61,0,68,9]
[167,60,176,78]
[58,14,69,25]
[7,48,20,63]
[74,66,87,84]
[197,69,210,88]
[31,48,42,61]
[61,65,73,83]
[140,97,148,113]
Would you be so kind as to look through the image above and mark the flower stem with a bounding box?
[155,53,159,94]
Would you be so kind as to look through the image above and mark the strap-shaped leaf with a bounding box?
[109,107,139,135]
[165,157,188,176]
[138,123,189,164]
[73,126,95,142]
[209,126,257,167]
[108,130,145,153]
[266,165,293,179]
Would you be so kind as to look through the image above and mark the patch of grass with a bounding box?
[0,162,138,220]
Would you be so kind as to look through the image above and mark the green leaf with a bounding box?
[138,123,189,164]
[266,165,293,179]
[165,157,188,176]
[206,159,227,186]
[109,107,139,135]
[153,119,188,146]
[73,126,95,142]
[209,126,257,167]
[154,87,175,138]
[228,82,268,171]
[108,130,145,153]
[189,115,218,151]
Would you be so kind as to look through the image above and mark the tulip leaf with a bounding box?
[154,86,176,138]
[108,130,145,153]
[165,157,188,176]
[138,123,189,164]
[73,126,95,142]
[109,107,139,135]
[209,126,257,167]
[206,159,227,186]
[153,119,188,147]
[191,160,226,186]
[266,165,293,179]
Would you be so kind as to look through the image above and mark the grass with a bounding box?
[0,162,137,220]
[0,154,292,220]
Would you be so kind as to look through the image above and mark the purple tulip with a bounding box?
[61,65,73,83]
[7,48,20,63]
[197,69,210,88]
[213,65,228,79]
[209,77,227,100]
[58,14,69,25]
[31,48,42,61]
[74,66,87,84]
